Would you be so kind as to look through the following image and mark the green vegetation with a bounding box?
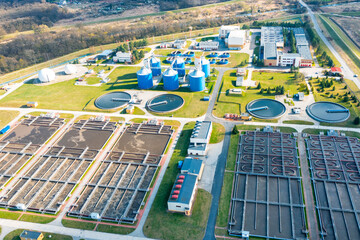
[0,210,21,220]
[0,110,19,129]
[19,214,54,224]
[302,128,360,138]
[144,122,212,240]
[96,224,135,235]
[210,123,225,144]
[86,77,102,85]
[213,70,304,118]
[309,77,360,127]
[319,15,360,75]
[61,219,96,230]
[4,229,72,240]
[283,120,315,125]
[338,11,360,17]
[85,65,113,74]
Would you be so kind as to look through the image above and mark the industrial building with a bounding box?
[180,157,204,180]
[96,50,113,60]
[188,121,212,156]
[260,26,284,47]
[159,40,186,49]
[113,52,132,63]
[167,157,204,215]
[20,230,43,240]
[196,41,219,51]
[226,30,247,49]
[262,27,313,67]
[219,25,240,39]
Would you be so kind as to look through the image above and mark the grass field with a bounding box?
[19,214,54,224]
[4,229,72,240]
[309,77,360,127]
[302,128,360,138]
[282,120,315,125]
[86,76,102,85]
[143,122,212,240]
[319,15,360,75]
[0,110,19,129]
[96,224,135,234]
[61,219,96,230]
[210,122,225,144]
[213,70,303,118]
[0,210,21,220]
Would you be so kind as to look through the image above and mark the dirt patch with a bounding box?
[332,17,360,47]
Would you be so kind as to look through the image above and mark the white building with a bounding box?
[113,52,132,63]
[219,25,240,39]
[226,30,247,49]
[261,26,284,47]
[196,41,219,51]
[188,121,212,156]
[173,40,186,49]
[277,52,301,67]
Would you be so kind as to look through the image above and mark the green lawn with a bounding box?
[309,78,360,128]
[210,122,225,144]
[86,76,102,85]
[302,128,360,138]
[96,224,135,235]
[4,229,72,240]
[85,65,114,74]
[213,70,303,118]
[61,219,96,230]
[338,11,360,17]
[143,122,212,240]
[0,110,19,129]
[0,211,21,220]
[282,120,315,125]
[19,214,55,224]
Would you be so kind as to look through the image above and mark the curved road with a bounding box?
[298,0,360,86]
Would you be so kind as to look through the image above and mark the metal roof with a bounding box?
[297,45,312,60]
[98,50,113,56]
[263,42,277,60]
[168,173,197,204]
[20,230,42,239]
[181,157,203,176]
[191,121,211,140]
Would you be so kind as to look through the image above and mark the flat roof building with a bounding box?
[226,30,246,49]
[295,35,309,46]
[263,42,278,67]
[113,52,132,63]
[167,173,198,215]
[20,230,44,240]
[261,26,284,47]
[96,50,113,60]
[219,25,240,38]
[236,68,246,76]
[188,121,212,156]
[181,157,204,180]
[197,41,219,51]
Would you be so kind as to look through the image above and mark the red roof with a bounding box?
[331,67,342,73]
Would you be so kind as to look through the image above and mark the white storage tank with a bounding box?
[38,68,56,83]
[64,64,77,75]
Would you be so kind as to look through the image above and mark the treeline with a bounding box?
[0,5,74,34]
[116,39,148,63]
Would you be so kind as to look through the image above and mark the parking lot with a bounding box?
[68,122,173,223]
[228,131,307,239]
[306,135,360,240]
[0,119,117,214]
[0,116,65,189]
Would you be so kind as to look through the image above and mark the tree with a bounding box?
[343,96,349,102]
[260,88,264,94]
[232,125,239,134]
[257,82,262,89]
[354,117,360,125]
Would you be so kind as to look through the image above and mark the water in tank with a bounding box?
[173,58,185,76]
[163,68,179,91]
[137,67,153,89]
[189,69,205,92]
[150,57,161,76]
[201,57,210,78]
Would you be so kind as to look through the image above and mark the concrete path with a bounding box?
[298,136,319,240]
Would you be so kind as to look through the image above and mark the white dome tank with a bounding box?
[64,64,77,75]
[38,68,56,83]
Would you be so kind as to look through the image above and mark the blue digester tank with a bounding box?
[150,56,161,76]
[137,67,153,89]
[189,69,205,92]
[201,57,210,78]
[163,68,179,90]
[173,58,185,76]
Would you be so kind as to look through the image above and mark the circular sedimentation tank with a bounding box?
[306,101,350,123]
[246,99,286,119]
[146,94,184,113]
[95,91,131,109]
